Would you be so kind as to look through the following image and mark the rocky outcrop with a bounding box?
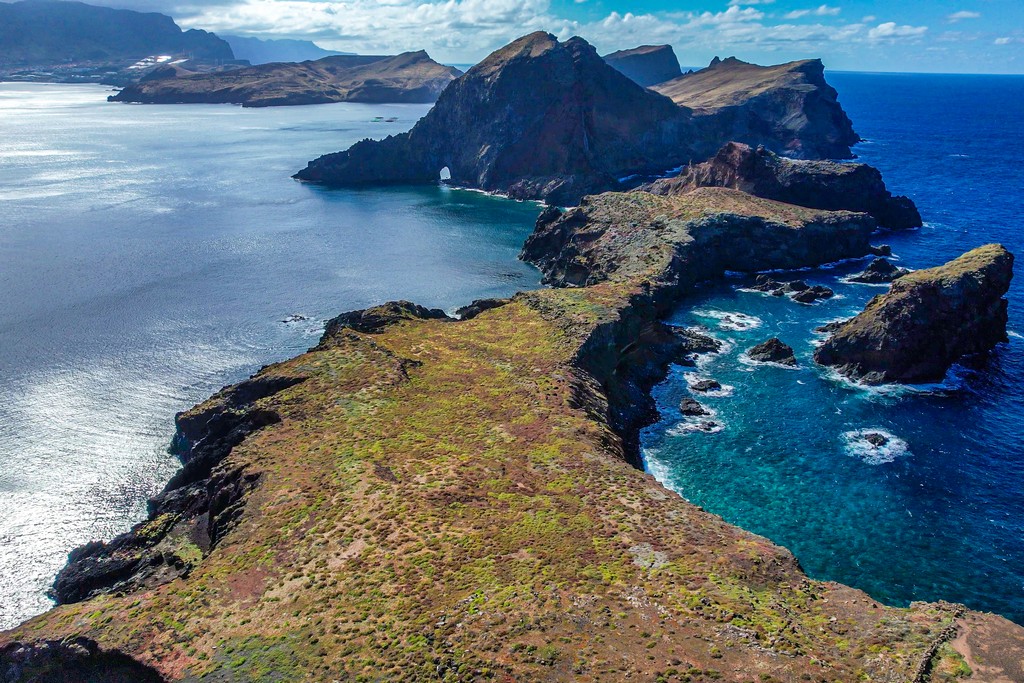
[602,44,682,87]
[747,338,798,366]
[294,34,861,204]
[521,187,878,288]
[294,32,697,205]
[750,274,834,303]
[653,59,860,159]
[848,257,912,283]
[321,300,450,338]
[0,638,165,682]
[643,142,922,229]
[51,371,307,605]
[110,52,460,106]
[815,244,1014,383]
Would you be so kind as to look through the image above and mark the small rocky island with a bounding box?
[815,244,1014,384]
[109,52,461,107]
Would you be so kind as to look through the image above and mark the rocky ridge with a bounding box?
[601,44,683,87]
[653,58,859,160]
[643,142,922,229]
[815,244,1014,384]
[109,52,461,106]
[295,34,862,204]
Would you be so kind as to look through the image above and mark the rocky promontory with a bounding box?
[816,244,1014,383]
[109,52,461,106]
[643,142,922,229]
[294,33,863,204]
[602,44,682,87]
[653,57,860,159]
[4,184,1023,681]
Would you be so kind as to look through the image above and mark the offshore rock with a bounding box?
[747,338,798,366]
[848,257,912,284]
[110,52,460,107]
[653,59,860,160]
[602,44,683,87]
[643,142,922,229]
[815,244,1014,383]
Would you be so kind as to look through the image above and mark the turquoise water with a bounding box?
[0,83,540,629]
[643,72,1024,624]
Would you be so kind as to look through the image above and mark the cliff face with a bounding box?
[295,35,861,203]
[653,57,859,159]
[295,32,697,205]
[109,52,461,107]
[815,244,1014,384]
[643,142,922,229]
[602,44,682,87]
[0,0,232,67]
[522,187,877,287]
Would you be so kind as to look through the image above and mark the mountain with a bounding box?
[295,32,698,204]
[109,52,462,107]
[0,0,233,68]
[222,35,348,65]
[295,34,862,203]
[602,44,682,87]
[653,56,859,159]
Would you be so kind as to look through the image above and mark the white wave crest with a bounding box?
[842,429,910,465]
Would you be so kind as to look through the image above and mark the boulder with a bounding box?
[748,338,798,366]
[848,258,911,284]
[680,398,709,416]
[691,379,723,393]
[815,244,1014,383]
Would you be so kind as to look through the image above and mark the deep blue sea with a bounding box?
[643,72,1024,624]
[0,84,540,629]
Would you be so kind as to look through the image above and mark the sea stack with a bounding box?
[815,244,1014,384]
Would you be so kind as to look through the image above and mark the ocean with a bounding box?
[0,71,1022,631]
[0,83,540,629]
[642,72,1024,623]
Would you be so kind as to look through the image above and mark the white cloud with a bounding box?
[995,37,1013,45]
[868,22,929,42]
[727,0,775,5]
[785,5,841,19]
[947,11,981,23]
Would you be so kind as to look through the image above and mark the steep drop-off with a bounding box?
[602,44,682,87]
[643,142,922,229]
[294,32,697,205]
[653,57,859,160]
[5,189,1022,682]
[109,52,461,106]
[815,244,1014,384]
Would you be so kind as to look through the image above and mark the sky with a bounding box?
[54,0,1024,73]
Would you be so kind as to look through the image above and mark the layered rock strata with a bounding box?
[815,244,1014,384]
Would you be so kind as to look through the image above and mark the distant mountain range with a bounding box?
[222,35,350,65]
[0,0,233,67]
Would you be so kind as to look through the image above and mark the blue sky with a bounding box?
[91,0,1024,73]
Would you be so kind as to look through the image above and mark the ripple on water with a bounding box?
[692,309,763,332]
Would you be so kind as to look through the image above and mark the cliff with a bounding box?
[643,142,922,229]
[653,57,859,159]
[6,188,1022,682]
[295,35,862,203]
[602,44,682,87]
[815,244,1014,384]
[0,0,232,68]
[294,32,697,205]
[109,52,461,107]
[221,35,346,65]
